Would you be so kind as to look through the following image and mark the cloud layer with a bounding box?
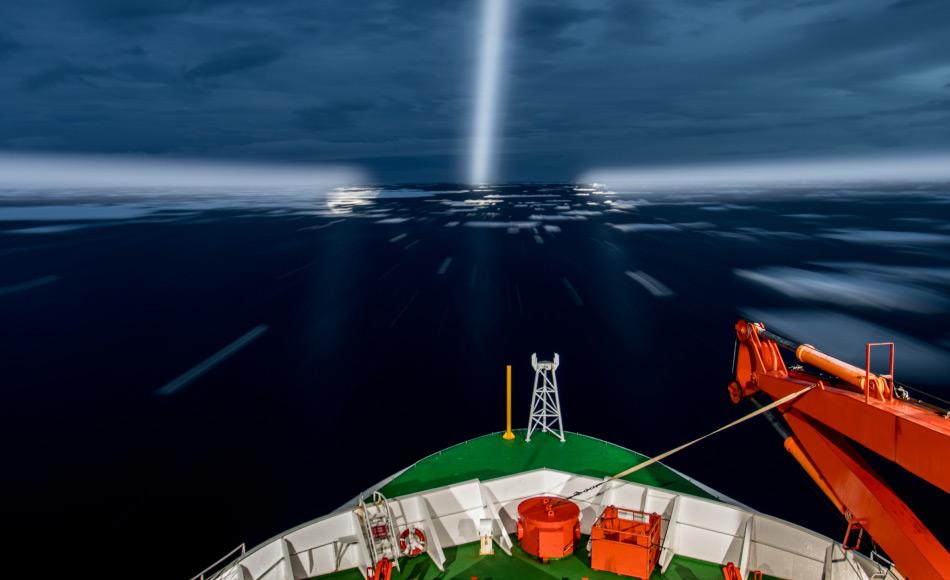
[0,0,948,182]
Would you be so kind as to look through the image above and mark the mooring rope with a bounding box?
[558,384,816,505]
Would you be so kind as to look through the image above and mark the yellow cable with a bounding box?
[563,384,815,502]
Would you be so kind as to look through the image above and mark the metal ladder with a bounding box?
[357,491,402,573]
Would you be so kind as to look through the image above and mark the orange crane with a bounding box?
[728,319,950,579]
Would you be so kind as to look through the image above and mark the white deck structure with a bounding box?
[204,468,899,580]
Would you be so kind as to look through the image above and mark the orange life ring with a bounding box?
[399,527,427,557]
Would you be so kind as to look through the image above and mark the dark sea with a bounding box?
[1,183,948,578]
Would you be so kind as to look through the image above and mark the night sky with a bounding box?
[1,0,949,182]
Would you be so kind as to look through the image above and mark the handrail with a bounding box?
[359,496,379,565]
[190,543,246,580]
[380,492,402,571]
[865,342,894,403]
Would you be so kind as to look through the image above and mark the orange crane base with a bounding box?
[729,319,950,579]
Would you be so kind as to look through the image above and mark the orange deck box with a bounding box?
[590,506,661,578]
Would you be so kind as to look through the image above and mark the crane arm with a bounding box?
[728,319,950,579]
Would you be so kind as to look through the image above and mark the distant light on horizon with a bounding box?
[581,152,950,191]
[468,0,510,186]
[0,152,367,190]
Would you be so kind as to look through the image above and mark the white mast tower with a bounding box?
[525,353,565,442]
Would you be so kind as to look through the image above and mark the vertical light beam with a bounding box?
[469,0,509,185]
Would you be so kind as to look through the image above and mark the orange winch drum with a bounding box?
[516,496,580,561]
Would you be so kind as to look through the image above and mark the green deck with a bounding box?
[379,429,716,500]
[318,536,727,579]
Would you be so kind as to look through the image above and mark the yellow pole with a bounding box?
[503,364,515,440]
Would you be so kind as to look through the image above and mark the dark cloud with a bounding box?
[19,63,110,92]
[519,5,599,41]
[888,0,942,9]
[738,0,840,20]
[121,46,148,57]
[73,0,263,23]
[0,34,21,59]
[77,0,193,21]
[184,44,283,80]
[296,101,375,133]
[600,0,667,44]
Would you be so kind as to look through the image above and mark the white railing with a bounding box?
[191,469,895,580]
[190,543,246,580]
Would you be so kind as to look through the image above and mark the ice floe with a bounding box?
[609,223,679,233]
[0,205,153,221]
[0,274,61,296]
[736,266,949,313]
[6,224,90,234]
[625,270,674,297]
[463,221,540,229]
[819,229,950,245]
[528,214,587,221]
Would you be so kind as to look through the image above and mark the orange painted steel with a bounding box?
[721,562,742,580]
[590,506,661,579]
[785,410,948,577]
[371,557,392,580]
[730,319,950,579]
[516,496,581,561]
[796,343,893,401]
[782,435,845,515]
